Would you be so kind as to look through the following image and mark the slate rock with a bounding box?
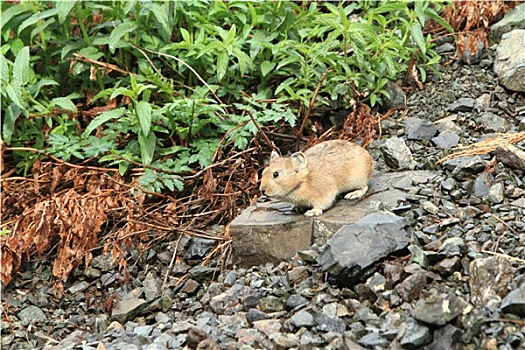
[185,237,217,260]
[314,313,346,333]
[441,178,456,191]
[443,156,487,180]
[384,81,406,108]
[520,118,525,131]
[180,279,200,295]
[317,212,410,285]
[470,256,514,307]
[395,272,427,302]
[477,112,510,133]
[447,98,476,112]
[493,29,525,92]
[291,310,315,328]
[436,43,455,54]
[111,298,147,324]
[493,143,525,172]
[143,272,163,302]
[358,331,389,348]
[425,324,462,350]
[501,284,525,316]
[253,319,281,337]
[286,294,309,311]
[188,265,215,283]
[490,3,525,43]
[411,293,468,326]
[381,137,416,170]
[434,117,462,134]
[432,133,460,149]
[17,306,47,323]
[398,317,432,349]
[287,266,309,285]
[405,117,438,141]
[473,173,495,198]
[258,296,285,313]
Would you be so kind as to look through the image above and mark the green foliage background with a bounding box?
[1,0,451,192]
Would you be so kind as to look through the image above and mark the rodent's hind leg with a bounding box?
[344,186,368,200]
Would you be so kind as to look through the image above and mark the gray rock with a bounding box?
[519,118,525,131]
[441,178,456,191]
[447,98,476,112]
[223,271,238,287]
[246,308,269,325]
[501,284,525,316]
[384,81,406,108]
[291,310,315,328]
[143,272,163,302]
[17,306,47,323]
[434,117,462,134]
[382,137,416,170]
[358,331,389,348]
[470,256,514,307]
[314,313,346,333]
[489,183,505,204]
[459,36,487,65]
[436,43,455,54]
[134,325,154,337]
[398,318,432,349]
[253,319,281,338]
[473,173,495,198]
[432,133,460,149]
[438,237,465,257]
[258,296,285,313]
[411,293,468,326]
[180,279,200,294]
[405,117,438,140]
[490,4,525,43]
[317,212,410,285]
[111,298,147,324]
[287,266,309,284]
[188,265,214,283]
[493,143,525,172]
[425,324,462,350]
[271,332,300,349]
[477,112,510,133]
[185,237,217,260]
[511,197,525,208]
[395,272,427,302]
[433,256,460,275]
[494,29,525,92]
[443,156,487,180]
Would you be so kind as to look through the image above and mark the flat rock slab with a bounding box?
[231,171,438,267]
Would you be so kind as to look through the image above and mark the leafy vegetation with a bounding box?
[1,0,452,192]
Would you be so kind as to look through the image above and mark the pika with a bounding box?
[260,140,374,217]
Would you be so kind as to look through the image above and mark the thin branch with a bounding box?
[296,72,326,151]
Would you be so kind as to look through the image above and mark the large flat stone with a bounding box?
[231,171,437,267]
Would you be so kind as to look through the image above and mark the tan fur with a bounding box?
[260,140,374,216]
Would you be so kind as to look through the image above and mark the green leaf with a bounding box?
[6,84,24,109]
[13,46,29,87]
[18,8,59,34]
[181,28,191,43]
[410,23,426,54]
[136,101,152,136]
[52,97,77,112]
[0,54,9,83]
[82,107,126,137]
[2,103,21,144]
[217,51,229,81]
[55,0,76,24]
[109,21,136,51]
[30,18,55,41]
[138,130,156,165]
[0,5,28,32]
[260,60,276,77]
[145,3,171,42]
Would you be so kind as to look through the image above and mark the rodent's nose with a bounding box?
[261,189,266,196]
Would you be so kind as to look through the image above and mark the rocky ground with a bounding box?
[2,14,525,350]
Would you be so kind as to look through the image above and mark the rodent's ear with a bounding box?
[291,152,307,170]
[270,150,281,163]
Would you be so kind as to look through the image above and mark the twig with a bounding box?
[246,110,274,150]
[163,233,183,290]
[481,250,525,264]
[490,213,519,251]
[73,53,134,76]
[296,72,326,151]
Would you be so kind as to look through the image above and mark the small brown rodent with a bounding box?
[260,139,374,216]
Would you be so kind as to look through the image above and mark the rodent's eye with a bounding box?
[273,171,279,178]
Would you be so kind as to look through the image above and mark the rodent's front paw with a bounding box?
[304,208,323,217]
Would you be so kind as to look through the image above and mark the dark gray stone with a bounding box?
[473,173,495,198]
[447,98,476,112]
[382,137,416,170]
[426,324,462,350]
[291,310,315,328]
[185,237,217,260]
[143,272,163,302]
[490,3,525,43]
[286,294,309,311]
[398,318,432,349]
[17,306,47,323]
[443,156,488,180]
[432,133,460,149]
[317,212,410,285]
[405,117,438,140]
[246,308,269,325]
[459,36,487,65]
[489,183,505,204]
[501,284,525,316]
[477,112,510,133]
[314,313,346,333]
[358,331,389,348]
[436,43,455,54]
[384,81,406,108]
[441,178,456,191]
[111,298,147,324]
[411,293,468,326]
